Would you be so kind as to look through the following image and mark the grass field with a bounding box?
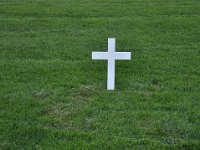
[0,0,200,149]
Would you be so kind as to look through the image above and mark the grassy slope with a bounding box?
[0,0,200,149]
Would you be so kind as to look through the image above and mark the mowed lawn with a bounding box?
[0,0,200,149]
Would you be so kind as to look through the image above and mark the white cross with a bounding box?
[92,38,131,90]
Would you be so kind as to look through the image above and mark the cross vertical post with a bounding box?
[107,38,116,90]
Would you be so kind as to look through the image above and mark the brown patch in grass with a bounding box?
[45,102,71,121]
[32,90,50,100]
[71,85,95,99]
[42,102,74,130]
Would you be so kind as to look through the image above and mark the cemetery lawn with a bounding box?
[1,0,200,149]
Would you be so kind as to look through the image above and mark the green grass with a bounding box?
[0,0,200,149]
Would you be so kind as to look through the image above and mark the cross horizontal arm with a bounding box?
[92,52,108,60]
[114,52,131,60]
